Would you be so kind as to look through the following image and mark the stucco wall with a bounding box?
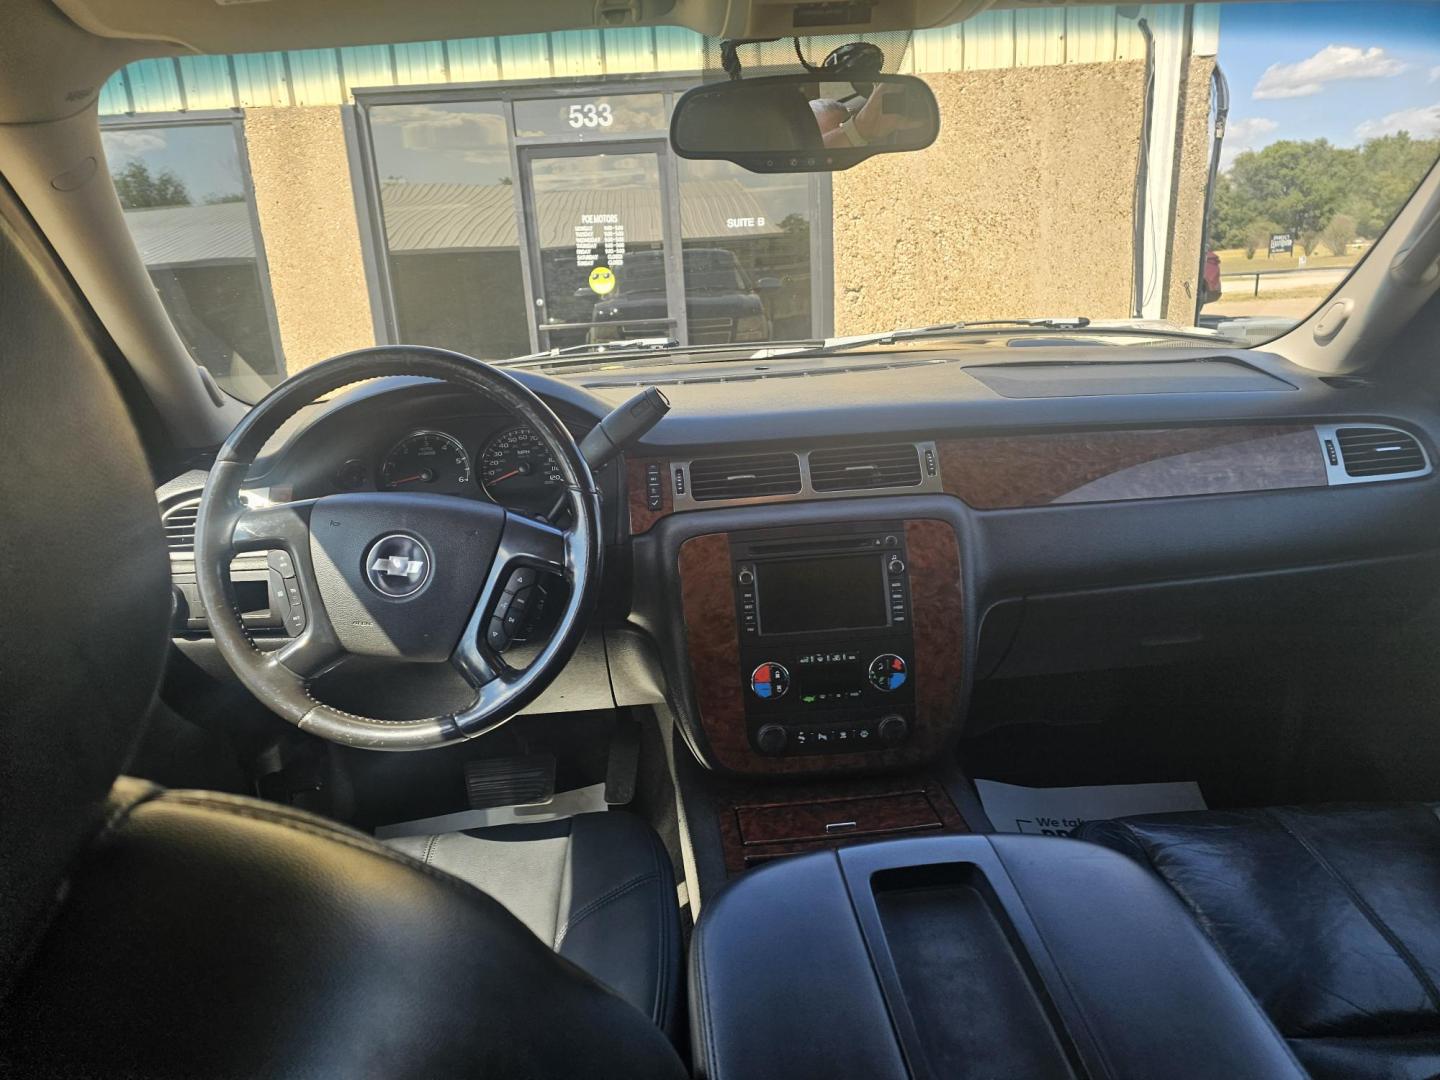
[243,106,375,373]
[833,62,1148,333]
[1162,55,1218,324]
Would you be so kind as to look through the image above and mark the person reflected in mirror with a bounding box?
[811,84,928,149]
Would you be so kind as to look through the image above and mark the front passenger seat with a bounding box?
[0,186,687,1078]
[1077,803,1440,1080]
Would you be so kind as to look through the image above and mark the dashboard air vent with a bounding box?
[162,500,200,555]
[689,452,801,501]
[809,444,923,492]
[1336,427,1427,478]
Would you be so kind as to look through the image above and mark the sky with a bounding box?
[1215,1,1440,168]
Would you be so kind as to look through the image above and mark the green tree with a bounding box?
[1320,213,1357,258]
[1210,133,1440,255]
[1244,218,1282,260]
[110,160,191,209]
[1227,139,1355,249]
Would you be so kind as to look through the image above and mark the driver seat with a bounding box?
[0,186,687,1077]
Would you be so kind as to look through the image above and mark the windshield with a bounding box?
[98,2,1440,400]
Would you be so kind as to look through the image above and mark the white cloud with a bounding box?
[1254,45,1407,100]
[1430,65,1440,82]
[1220,116,1279,170]
[1355,102,1440,140]
[99,129,167,161]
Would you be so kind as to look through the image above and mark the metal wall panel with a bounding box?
[99,5,1214,115]
[232,52,291,108]
[393,41,448,85]
[1014,9,1066,67]
[963,11,1016,71]
[341,45,398,89]
[177,55,237,110]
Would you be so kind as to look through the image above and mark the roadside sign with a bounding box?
[1270,233,1294,256]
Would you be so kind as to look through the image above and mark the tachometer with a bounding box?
[480,426,564,513]
[379,430,471,493]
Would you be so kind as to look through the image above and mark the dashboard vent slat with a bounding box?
[689,452,801,501]
[1336,427,1427,478]
[161,501,200,555]
[809,444,923,492]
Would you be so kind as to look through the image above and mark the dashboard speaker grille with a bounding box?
[689,452,802,501]
[809,444,923,492]
[162,501,200,555]
[1336,427,1427,478]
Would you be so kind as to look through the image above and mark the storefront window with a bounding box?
[360,87,825,355]
[100,121,281,400]
[677,160,814,342]
[367,101,532,360]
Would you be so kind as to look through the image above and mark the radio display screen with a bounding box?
[756,555,889,635]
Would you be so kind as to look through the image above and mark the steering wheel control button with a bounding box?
[266,549,297,579]
[749,662,790,700]
[486,618,510,651]
[363,534,432,598]
[868,653,908,692]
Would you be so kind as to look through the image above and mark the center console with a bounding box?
[690,835,1305,1080]
[676,517,964,775]
[732,523,916,757]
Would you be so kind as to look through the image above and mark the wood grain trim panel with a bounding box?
[677,520,964,776]
[716,777,969,875]
[626,457,671,535]
[939,425,1326,509]
[676,532,747,767]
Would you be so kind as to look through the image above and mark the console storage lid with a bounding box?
[689,835,1305,1080]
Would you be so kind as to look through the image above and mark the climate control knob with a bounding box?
[877,714,910,745]
[867,653,908,692]
[749,661,791,700]
[756,724,788,755]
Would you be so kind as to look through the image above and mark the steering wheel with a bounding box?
[195,346,602,750]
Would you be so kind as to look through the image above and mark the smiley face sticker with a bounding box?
[588,266,617,296]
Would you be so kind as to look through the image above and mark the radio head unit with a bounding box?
[730,522,916,757]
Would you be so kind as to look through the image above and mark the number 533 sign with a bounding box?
[568,102,614,129]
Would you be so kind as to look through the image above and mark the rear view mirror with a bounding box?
[669,73,939,173]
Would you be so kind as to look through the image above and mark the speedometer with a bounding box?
[480,426,564,513]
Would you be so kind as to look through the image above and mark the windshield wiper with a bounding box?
[775,317,1239,358]
[504,337,821,371]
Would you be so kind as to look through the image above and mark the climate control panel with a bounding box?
[741,648,916,756]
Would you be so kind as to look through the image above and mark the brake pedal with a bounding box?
[464,754,556,810]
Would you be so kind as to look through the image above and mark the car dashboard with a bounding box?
[156,345,1440,782]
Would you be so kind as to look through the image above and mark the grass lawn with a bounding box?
[1213,246,1361,274]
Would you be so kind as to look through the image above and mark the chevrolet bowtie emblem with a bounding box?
[363,534,432,598]
[372,555,425,580]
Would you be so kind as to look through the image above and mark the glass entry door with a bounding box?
[520,143,685,351]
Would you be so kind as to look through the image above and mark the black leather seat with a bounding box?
[389,812,681,1031]
[0,188,687,1078]
[1076,803,1440,1080]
